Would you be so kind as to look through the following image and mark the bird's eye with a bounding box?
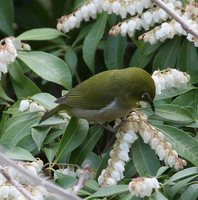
[141,92,150,99]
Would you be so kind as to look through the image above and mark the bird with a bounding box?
[40,67,156,123]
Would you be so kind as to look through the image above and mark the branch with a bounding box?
[0,167,36,200]
[0,148,82,200]
[152,0,198,38]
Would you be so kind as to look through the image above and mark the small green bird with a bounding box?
[40,67,155,123]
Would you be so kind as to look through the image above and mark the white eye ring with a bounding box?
[141,92,149,99]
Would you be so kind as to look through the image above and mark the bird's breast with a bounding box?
[68,100,132,123]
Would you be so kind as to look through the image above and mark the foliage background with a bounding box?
[0,0,198,199]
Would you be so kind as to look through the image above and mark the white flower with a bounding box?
[111,170,123,181]
[119,7,127,18]
[106,177,117,185]
[135,2,144,13]
[120,22,128,36]
[118,150,129,161]
[113,160,125,172]
[0,185,10,198]
[112,1,121,14]
[150,138,160,149]
[29,102,40,112]
[81,5,90,21]
[19,100,30,112]
[127,5,135,15]
[68,16,77,29]
[119,141,130,152]
[0,63,8,74]
[129,177,160,197]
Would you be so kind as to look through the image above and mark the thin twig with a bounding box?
[0,167,35,200]
[0,148,82,200]
[152,0,198,38]
[73,165,90,194]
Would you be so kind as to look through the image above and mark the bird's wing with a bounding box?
[55,75,116,110]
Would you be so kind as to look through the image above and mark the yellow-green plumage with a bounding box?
[40,67,155,123]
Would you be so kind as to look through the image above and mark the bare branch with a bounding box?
[152,0,198,38]
[0,148,82,200]
[0,167,36,200]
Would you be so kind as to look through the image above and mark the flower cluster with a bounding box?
[151,68,190,95]
[130,111,187,170]
[128,177,160,197]
[98,110,186,188]
[19,99,46,112]
[57,0,154,33]
[54,165,95,180]
[98,119,138,187]
[0,37,17,79]
[0,159,50,200]
[0,37,31,80]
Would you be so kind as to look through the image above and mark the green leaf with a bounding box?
[31,93,57,110]
[64,46,78,76]
[31,127,51,150]
[83,13,108,73]
[153,37,182,70]
[172,88,198,110]
[9,61,41,98]
[55,117,89,162]
[44,143,59,163]
[169,175,198,198]
[5,147,35,161]
[104,35,126,69]
[156,125,198,166]
[167,167,198,183]
[0,0,13,35]
[156,166,169,177]
[177,39,198,84]
[88,185,128,199]
[130,48,156,68]
[0,112,40,147]
[155,104,195,124]
[152,191,168,200]
[179,184,198,200]
[44,129,63,144]
[56,175,78,189]
[18,51,72,89]
[70,126,102,165]
[0,83,14,102]
[132,138,160,176]
[17,28,64,41]
[154,85,194,100]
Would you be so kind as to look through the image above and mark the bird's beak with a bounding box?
[149,100,155,113]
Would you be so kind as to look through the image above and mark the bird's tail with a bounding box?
[39,105,62,123]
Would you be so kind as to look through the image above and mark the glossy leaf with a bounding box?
[153,37,182,70]
[177,39,198,84]
[104,35,126,69]
[18,51,72,89]
[154,85,194,100]
[0,112,40,147]
[155,104,195,124]
[31,127,51,150]
[5,147,35,161]
[132,138,160,176]
[44,143,59,163]
[17,28,64,40]
[0,0,13,35]
[55,117,89,162]
[83,13,108,73]
[9,61,41,98]
[172,88,198,110]
[0,83,14,102]
[156,125,198,166]
[65,46,78,76]
[70,126,102,165]
[88,185,128,199]
[179,184,198,200]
